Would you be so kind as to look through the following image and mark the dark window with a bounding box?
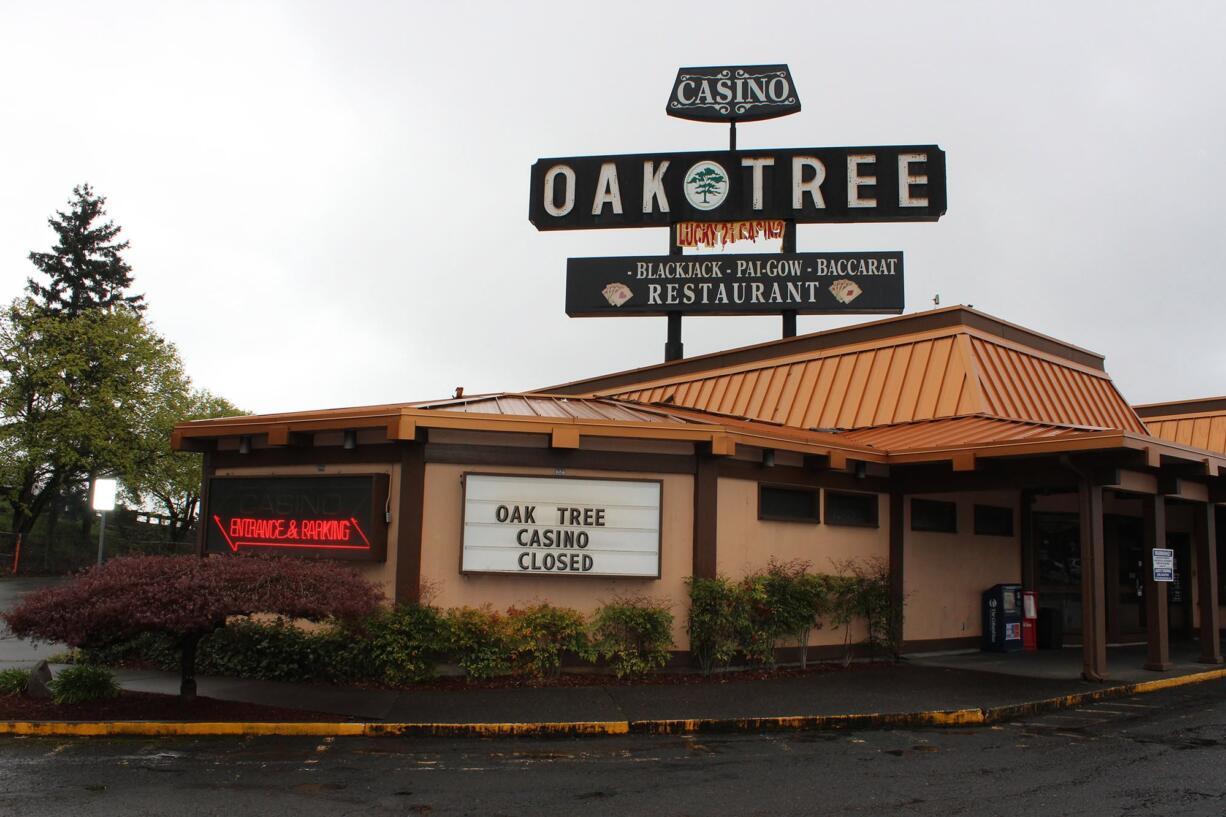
[974,504,1014,537]
[825,491,879,527]
[911,498,957,533]
[758,485,820,523]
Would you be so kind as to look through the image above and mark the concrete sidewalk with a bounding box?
[54,658,1160,724]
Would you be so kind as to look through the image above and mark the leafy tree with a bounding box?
[125,389,245,542]
[2,554,383,700]
[27,184,144,316]
[0,299,188,540]
[687,167,726,204]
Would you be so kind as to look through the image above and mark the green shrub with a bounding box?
[196,618,333,682]
[837,557,899,660]
[446,606,517,679]
[687,576,744,674]
[361,603,449,685]
[507,604,588,678]
[50,665,120,704]
[80,631,179,671]
[589,598,673,677]
[762,561,830,669]
[0,668,31,696]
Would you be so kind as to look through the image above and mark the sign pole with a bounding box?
[96,510,106,567]
[664,224,684,361]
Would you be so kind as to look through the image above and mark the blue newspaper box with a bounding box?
[982,583,1023,652]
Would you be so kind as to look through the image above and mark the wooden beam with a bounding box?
[394,442,426,604]
[551,427,581,449]
[1079,479,1108,682]
[951,452,976,472]
[693,449,719,579]
[387,415,416,441]
[1193,503,1223,664]
[1141,494,1171,671]
[709,435,735,456]
[424,444,695,475]
[889,490,905,651]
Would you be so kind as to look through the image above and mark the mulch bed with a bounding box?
[0,691,347,722]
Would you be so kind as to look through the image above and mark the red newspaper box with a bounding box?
[1021,590,1038,651]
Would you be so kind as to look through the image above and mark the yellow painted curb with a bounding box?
[0,668,1221,738]
[981,666,1226,724]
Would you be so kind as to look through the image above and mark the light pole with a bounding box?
[92,478,117,567]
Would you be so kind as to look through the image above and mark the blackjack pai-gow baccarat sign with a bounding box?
[529,146,947,230]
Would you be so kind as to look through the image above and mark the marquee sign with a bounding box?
[566,252,904,316]
[666,65,800,123]
[205,475,389,561]
[461,474,661,578]
[529,146,946,230]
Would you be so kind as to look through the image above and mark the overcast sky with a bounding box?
[3,2,1224,415]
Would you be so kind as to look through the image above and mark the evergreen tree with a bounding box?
[26,184,144,315]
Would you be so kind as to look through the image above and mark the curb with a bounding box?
[3,667,1224,739]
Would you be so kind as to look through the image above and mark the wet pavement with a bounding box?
[1,680,1224,816]
[0,578,64,669]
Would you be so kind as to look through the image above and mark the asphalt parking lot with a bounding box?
[1,680,1224,817]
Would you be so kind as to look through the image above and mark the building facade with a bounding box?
[174,306,1225,680]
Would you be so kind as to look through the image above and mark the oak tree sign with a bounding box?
[529,146,947,230]
[204,475,389,561]
[666,65,800,123]
[566,252,904,316]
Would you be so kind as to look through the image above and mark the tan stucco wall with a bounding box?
[715,478,886,647]
[419,462,695,647]
[903,490,1020,644]
[212,461,401,602]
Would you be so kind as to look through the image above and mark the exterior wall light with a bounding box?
[343,429,357,450]
[238,435,251,455]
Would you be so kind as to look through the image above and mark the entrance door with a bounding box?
[1036,512,1082,634]
[1108,515,1145,639]
[1166,531,1193,641]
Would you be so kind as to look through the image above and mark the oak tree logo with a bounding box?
[684,161,728,211]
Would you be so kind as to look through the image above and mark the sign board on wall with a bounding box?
[666,65,800,122]
[566,252,904,317]
[1152,547,1175,582]
[461,473,662,578]
[205,475,389,561]
[529,146,947,230]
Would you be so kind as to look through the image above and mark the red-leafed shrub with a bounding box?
[1,555,383,699]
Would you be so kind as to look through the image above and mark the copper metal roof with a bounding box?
[411,393,715,425]
[836,415,1099,451]
[604,328,1147,435]
[1132,397,1226,455]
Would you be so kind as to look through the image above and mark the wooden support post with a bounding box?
[1193,502,1223,664]
[692,448,719,579]
[394,440,426,604]
[889,490,905,653]
[1141,494,1171,671]
[1079,479,1108,681]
